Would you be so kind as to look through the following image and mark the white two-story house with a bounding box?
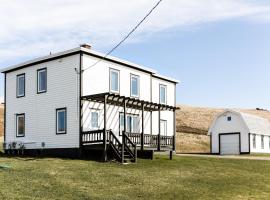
[1,44,179,163]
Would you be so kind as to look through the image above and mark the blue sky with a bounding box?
[0,0,270,109]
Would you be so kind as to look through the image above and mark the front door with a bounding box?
[160,120,167,136]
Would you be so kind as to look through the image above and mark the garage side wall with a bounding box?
[210,112,249,154]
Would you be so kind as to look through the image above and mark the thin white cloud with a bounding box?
[0,0,270,64]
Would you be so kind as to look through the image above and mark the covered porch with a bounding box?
[80,92,179,162]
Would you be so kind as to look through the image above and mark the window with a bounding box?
[91,111,99,129]
[37,68,47,93]
[261,135,264,149]
[130,74,139,97]
[16,114,25,137]
[160,84,167,104]
[110,69,120,93]
[227,116,232,121]
[17,74,25,97]
[119,113,140,134]
[253,134,256,149]
[56,108,66,134]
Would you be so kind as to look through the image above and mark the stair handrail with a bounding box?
[123,131,137,162]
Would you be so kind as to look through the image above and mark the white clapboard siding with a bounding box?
[5,54,80,149]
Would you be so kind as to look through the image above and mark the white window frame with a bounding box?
[56,108,67,134]
[37,68,47,93]
[91,111,99,129]
[16,113,25,137]
[130,74,140,98]
[110,68,120,93]
[17,74,25,98]
[159,84,167,104]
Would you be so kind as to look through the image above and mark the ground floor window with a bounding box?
[261,135,264,149]
[16,113,25,137]
[56,108,67,134]
[91,111,99,129]
[252,134,256,149]
[119,113,140,134]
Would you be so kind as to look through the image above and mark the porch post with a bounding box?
[158,107,161,151]
[103,95,108,162]
[173,109,176,151]
[141,103,145,151]
[122,99,127,163]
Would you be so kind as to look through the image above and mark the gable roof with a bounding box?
[208,109,270,135]
[0,46,179,83]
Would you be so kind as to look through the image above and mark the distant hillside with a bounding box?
[176,105,270,135]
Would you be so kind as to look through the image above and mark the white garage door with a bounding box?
[220,134,240,155]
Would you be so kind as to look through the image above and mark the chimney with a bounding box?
[80,43,91,49]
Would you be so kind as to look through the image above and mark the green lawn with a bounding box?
[0,155,270,200]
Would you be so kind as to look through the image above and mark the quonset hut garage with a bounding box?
[208,110,270,155]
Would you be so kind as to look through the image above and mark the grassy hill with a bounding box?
[176,105,270,153]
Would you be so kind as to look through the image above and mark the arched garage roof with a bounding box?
[208,110,270,136]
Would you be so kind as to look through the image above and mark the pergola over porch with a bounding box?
[81,92,179,152]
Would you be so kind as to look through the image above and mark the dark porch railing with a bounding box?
[126,132,174,148]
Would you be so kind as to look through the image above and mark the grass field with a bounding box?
[0,155,270,200]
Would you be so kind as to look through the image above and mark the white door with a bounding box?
[160,120,167,136]
[220,134,240,155]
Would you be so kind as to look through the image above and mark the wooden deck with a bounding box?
[80,129,174,163]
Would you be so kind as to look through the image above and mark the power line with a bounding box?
[82,0,163,72]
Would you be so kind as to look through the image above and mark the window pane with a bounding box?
[18,75,25,96]
[17,115,25,136]
[91,112,99,128]
[39,70,46,92]
[58,111,65,132]
[160,86,166,104]
[131,76,138,96]
[111,71,119,92]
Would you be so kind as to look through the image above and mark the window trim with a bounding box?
[37,68,47,94]
[16,73,25,98]
[56,107,67,135]
[16,113,25,137]
[109,68,120,94]
[130,74,140,98]
[159,84,167,104]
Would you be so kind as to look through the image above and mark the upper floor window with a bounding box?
[16,113,25,137]
[37,68,47,93]
[253,134,256,149]
[227,116,232,121]
[159,84,167,104]
[130,74,139,97]
[261,135,264,149]
[56,108,66,134]
[17,74,25,98]
[110,69,120,93]
[91,111,99,129]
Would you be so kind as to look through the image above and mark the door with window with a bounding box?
[160,120,167,136]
